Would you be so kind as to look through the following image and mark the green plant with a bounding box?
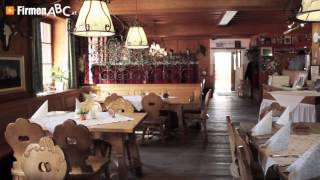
[50,66,68,82]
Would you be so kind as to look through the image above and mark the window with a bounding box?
[40,22,53,86]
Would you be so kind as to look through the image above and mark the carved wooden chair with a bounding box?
[236,145,253,180]
[233,120,263,180]
[260,102,286,120]
[103,93,122,110]
[183,89,212,142]
[226,116,240,179]
[141,93,167,143]
[53,120,109,179]
[5,118,46,179]
[108,98,134,113]
[21,137,67,180]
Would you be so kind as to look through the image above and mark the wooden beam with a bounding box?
[108,0,290,15]
[144,23,311,38]
[68,0,291,14]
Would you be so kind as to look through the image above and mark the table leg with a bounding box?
[128,133,143,176]
[103,133,128,180]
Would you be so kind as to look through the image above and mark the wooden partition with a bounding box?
[93,84,202,110]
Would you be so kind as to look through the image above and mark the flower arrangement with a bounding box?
[50,66,68,82]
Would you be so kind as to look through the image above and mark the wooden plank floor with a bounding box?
[129,93,260,180]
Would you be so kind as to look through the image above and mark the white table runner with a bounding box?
[31,111,134,133]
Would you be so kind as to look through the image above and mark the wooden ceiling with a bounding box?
[68,0,309,39]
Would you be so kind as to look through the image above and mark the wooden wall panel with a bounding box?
[0,16,33,102]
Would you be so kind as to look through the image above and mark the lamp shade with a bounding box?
[125,26,149,49]
[296,0,320,22]
[73,0,115,37]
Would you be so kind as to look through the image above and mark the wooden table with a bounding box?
[249,123,320,180]
[36,112,146,180]
[95,96,193,133]
[89,113,146,180]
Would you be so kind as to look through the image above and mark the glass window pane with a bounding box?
[40,22,51,43]
[41,44,52,63]
[42,64,52,84]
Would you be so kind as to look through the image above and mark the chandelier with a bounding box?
[125,0,148,49]
[73,0,115,37]
[296,0,320,22]
[149,41,167,57]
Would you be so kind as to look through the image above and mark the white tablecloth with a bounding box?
[123,95,177,111]
[31,111,134,133]
[260,99,316,123]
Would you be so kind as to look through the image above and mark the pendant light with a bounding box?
[125,0,148,49]
[296,0,320,22]
[73,0,115,37]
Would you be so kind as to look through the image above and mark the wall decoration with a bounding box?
[284,35,292,45]
[260,47,273,57]
[0,56,25,94]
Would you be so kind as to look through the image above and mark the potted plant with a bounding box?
[50,66,68,91]
[78,108,89,120]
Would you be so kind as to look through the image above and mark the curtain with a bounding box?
[67,18,77,89]
[31,17,43,94]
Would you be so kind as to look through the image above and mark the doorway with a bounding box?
[214,52,232,93]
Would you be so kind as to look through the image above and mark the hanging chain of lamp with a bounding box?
[125,0,149,49]
[296,0,320,22]
[73,0,115,37]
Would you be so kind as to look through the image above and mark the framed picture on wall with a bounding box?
[0,56,26,94]
[284,36,292,45]
[260,47,273,57]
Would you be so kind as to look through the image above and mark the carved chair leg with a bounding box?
[141,126,147,145]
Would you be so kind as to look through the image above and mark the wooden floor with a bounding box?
[129,93,260,180]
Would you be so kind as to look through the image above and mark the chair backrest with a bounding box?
[260,102,285,119]
[108,98,134,113]
[237,146,253,180]
[104,93,122,109]
[234,127,253,168]
[80,99,102,112]
[5,118,45,168]
[142,93,163,120]
[226,116,236,162]
[53,120,92,171]
[203,89,212,115]
[22,137,67,180]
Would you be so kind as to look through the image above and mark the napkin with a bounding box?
[251,111,273,136]
[287,144,320,180]
[75,98,81,117]
[265,122,291,153]
[276,107,290,126]
[31,100,48,119]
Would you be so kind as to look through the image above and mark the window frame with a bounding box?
[40,19,54,86]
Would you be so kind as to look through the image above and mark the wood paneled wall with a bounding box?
[0,16,33,102]
[312,23,320,65]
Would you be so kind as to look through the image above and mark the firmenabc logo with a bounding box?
[5,6,15,15]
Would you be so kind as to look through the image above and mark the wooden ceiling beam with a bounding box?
[144,23,311,38]
[107,0,290,15]
[67,0,292,14]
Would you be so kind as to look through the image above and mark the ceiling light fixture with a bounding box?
[125,0,148,49]
[218,11,238,26]
[73,0,115,37]
[296,0,320,22]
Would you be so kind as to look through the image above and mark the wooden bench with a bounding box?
[93,84,202,111]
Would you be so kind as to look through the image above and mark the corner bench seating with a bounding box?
[93,84,202,111]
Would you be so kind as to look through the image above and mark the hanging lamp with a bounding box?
[296,0,320,22]
[73,0,115,37]
[125,0,148,49]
